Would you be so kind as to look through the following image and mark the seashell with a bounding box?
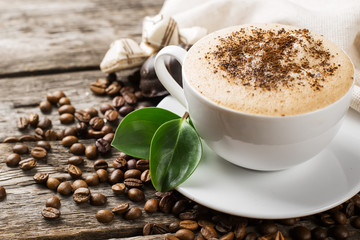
[100,39,148,74]
[179,26,208,45]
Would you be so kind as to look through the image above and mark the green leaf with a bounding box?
[111,107,180,159]
[150,118,202,192]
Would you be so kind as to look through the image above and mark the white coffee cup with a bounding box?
[154,39,354,171]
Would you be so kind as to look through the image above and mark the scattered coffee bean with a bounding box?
[120,152,132,160]
[72,179,88,191]
[73,187,90,203]
[104,109,118,122]
[76,122,88,137]
[143,223,154,236]
[112,96,125,108]
[56,130,65,140]
[64,127,77,137]
[85,145,98,160]
[136,159,149,172]
[169,221,181,233]
[28,113,39,127]
[198,220,215,228]
[124,169,141,179]
[180,220,198,231]
[123,92,137,105]
[244,232,258,240]
[58,105,75,115]
[46,93,59,105]
[37,117,52,129]
[46,196,61,209]
[96,209,114,223]
[333,211,347,225]
[172,199,188,215]
[127,159,137,170]
[260,222,278,235]
[320,213,335,225]
[102,125,114,134]
[106,82,121,95]
[17,116,29,130]
[39,100,52,113]
[111,183,126,195]
[85,174,100,186]
[159,194,176,214]
[68,156,84,165]
[112,203,130,215]
[0,186,6,200]
[127,188,145,202]
[113,157,127,169]
[67,164,82,178]
[124,178,143,188]
[62,135,78,147]
[19,135,36,142]
[90,193,107,206]
[119,105,134,117]
[44,129,57,141]
[135,91,143,100]
[87,129,105,139]
[59,113,74,124]
[75,110,91,123]
[330,225,349,240]
[19,158,37,171]
[6,153,21,167]
[152,224,169,234]
[291,226,311,240]
[31,146,47,159]
[2,136,19,143]
[144,198,159,213]
[201,225,218,239]
[84,107,98,118]
[33,172,49,184]
[234,223,246,240]
[94,159,108,171]
[102,133,114,143]
[12,144,29,154]
[219,232,235,240]
[90,80,108,95]
[109,169,124,184]
[42,207,60,219]
[345,202,355,218]
[34,127,44,140]
[175,229,195,240]
[352,216,360,229]
[311,227,328,240]
[96,169,109,183]
[46,177,61,190]
[58,97,71,106]
[124,207,142,220]
[57,181,72,195]
[89,117,105,130]
[95,138,111,154]
[179,209,199,220]
[100,103,114,114]
[36,141,51,152]
[140,169,151,183]
[70,143,85,155]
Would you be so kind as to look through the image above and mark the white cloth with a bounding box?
[159,0,360,111]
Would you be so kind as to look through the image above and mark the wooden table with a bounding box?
[1,1,360,239]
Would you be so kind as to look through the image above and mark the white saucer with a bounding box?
[157,96,360,219]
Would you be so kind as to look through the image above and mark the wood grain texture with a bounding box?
[0,0,164,77]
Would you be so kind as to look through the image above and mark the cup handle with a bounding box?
[154,46,188,108]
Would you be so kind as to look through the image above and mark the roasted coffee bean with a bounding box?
[100,103,114,114]
[37,117,52,129]
[175,229,195,240]
[72,179,88,191]
[51,90,66,103]
[172,199,188,215]
[124,207,142,220]
[140,169,151,183]
[85,145,98,160]
[44,129,57,141]
[105,82,121,95]
[94,159,108,171]
[33,172,49,184]
[152,224,169,234]
[46,196,61,209]
[180,220,198,231]
[90,193,107,206]
[31,147,47,159]
[46,93,59,104]
[123,92,137,105]
[260,222,278,235]
[35,128,44,137]
[19,158,37,171]
[198,220,215,228]
[73,187,90,203]
[101,125,114,134]
[120,85,135,94]
[144,198,159,213]
[169,221,180,233]
[39,100,52,113]
[219,232,235,240]
[68,156,84,165]
[111,183,126,195]
[76,122,88,136]
[85,174,100,186]
[120,152,132,160]
[57,181,72,195]
[19,135,36,142]
[84,107,98,118]
[352,216,360,229]
[112,203,129,215]
[112,96,125,108]
[201,225,218,239]
[291,226,311,240]
[134,91,143,100]
[0,186,6,200]
[42,207,60,219]
[234,223,246,240]
[244,232,258,240]
[109,169,124,184]
[90,80,107,95]
[28,113,39,127]
[143,223,154,235]
[330,225,349,240]
[127,188,145,202]
[96,169,109,183]
[75,110,91,123]
[179,210,199,220]
[311,227,328,240]
[89,117,104,130]
[60,113,74,124]
[70,143,85,155]
[124,178,143,188]
[46,177,61,190]
[2,136,19,143]
[345,201,355,217]
[96,209,114,223]
[119,105,134,117]
[87,129,105,139]
[113,157,127,169]
[58,105,75,115]
[6,153,21,167]
[55,130,64,140]
[36,141,51,152]
[102,133,114,143]
[96,138,111,154]
[17,117,29,130]
[320,213,335,225]
[58,97,71,106]
[124,169,141,179]
[67,164,82,178]
[136,159,149,172]
[104,109,118,122]
[333,211,347,225]
[13,144,29,154]
[216,221,232,234]
[64,127,77,137]
[159,194,177,214]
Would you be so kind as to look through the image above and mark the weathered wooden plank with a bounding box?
[0,0,164,77]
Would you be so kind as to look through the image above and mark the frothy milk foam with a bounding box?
[184,24,354,116]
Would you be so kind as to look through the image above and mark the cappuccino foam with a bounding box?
[184,24,354,116]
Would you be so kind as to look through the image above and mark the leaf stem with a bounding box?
[182,112,189,120]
